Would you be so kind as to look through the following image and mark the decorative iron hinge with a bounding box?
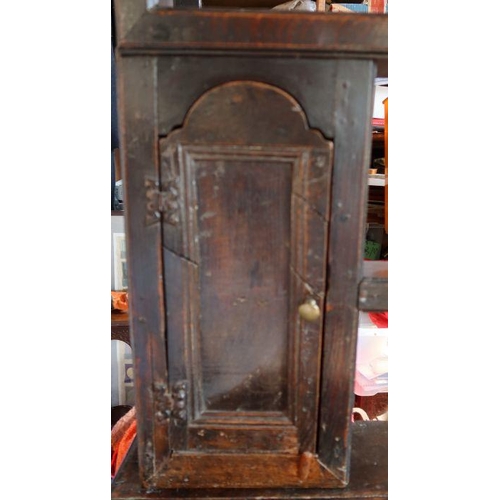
[145,176,180,226]
[153,380,188,424]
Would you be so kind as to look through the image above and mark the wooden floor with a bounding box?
[111,421,388,500]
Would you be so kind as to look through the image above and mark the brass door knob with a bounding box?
[298,298,321,322]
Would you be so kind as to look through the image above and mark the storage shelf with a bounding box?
[112,311,130,345]
[359,260,388,312]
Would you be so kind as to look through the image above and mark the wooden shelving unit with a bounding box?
[112,311,130,346]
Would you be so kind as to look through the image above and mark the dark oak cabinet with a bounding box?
[113,2,387,497]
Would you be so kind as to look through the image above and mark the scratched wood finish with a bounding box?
[186,424,298,453]
[155,452,339,489]
[195,158,291,413]
[114,2,388,494]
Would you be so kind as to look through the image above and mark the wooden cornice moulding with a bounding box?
[117,9,388,58]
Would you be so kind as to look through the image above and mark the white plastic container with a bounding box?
[354,312,388,396]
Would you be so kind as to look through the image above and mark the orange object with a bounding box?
[368,0,386,13]
[111,408,137,477]
[111,291,128,312]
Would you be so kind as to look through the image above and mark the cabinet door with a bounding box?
[154,81,339,488]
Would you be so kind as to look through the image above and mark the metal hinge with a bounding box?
[145,177,180,226]
[153,380,188,424]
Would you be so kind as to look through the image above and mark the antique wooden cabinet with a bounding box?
[113,1,387,496]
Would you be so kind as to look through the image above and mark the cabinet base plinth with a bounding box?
[111,422,387,500]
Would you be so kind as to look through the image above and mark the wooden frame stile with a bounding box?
[117,52,169,481]
[318,59,377,481]
[113,1,388,497]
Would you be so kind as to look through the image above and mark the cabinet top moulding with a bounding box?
[115,6,388,61]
